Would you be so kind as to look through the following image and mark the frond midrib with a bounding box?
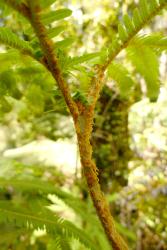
[0,207,59,226]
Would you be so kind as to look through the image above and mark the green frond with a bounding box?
[0,27,34,55]
[59,237,72,250]
[16,65,45,75]
[0,201,62,233]
[0,50,21,71]
[0,176,136,248]
[68,53,101,67]
[0,201,96,250]
[104,0,167,69]
[0,177,98,226]
[140,0,150,21]
[54,37,75,50]
[25,84,45,115]
[0,69,22,102]
[47,26,65,39]
[40,0,56,9]
[40,8,73,51]
[0,70,16,95]
[41,9,72,25]
[48,237,72,250]
[30,36,75,60]
[127,37,159,101]
[0,96,12,113]
[123,14,135,34]
[0,178,75,199]
[136,34,167,53]
[56,52,101,73]
[107,62,135,98]
[47,238,62,250]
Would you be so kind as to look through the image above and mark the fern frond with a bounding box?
[0,27,34,55]
[0,50,24,71]
[54,37,75,50]
[0,177,101,227]
[0,177,136,247]
[136,34,167,53]
[41,9,72,25]
[59,237,72,250]
[40,0,56,9]
[56,52,101,73]
[103,0,167,70]
[107,62,135,97]
[0,177,107,249]
[48,238,62,250]
[68,53,101,67]
[0,201,96,250]
[127,37,159,100]
[0,69,22,99]
[47,26,65,39]
[0,178,73,198]
[0,178,97,219]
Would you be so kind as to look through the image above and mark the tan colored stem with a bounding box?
[74,106,129,250]
[5,1,129,248]
[6,0,31,19]
[27,1,79,119]
[27,5,129,245]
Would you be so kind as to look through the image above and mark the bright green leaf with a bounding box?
[108,62,135,97]
[41,9,72,25]
[47,26,65,39]
[127,38,160,101]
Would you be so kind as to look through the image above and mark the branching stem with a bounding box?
[4,1,166,249]
[27,1,79,119]
[74,104,129,250]
[25,2,128,249]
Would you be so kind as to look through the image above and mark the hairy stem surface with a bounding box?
[74,104,129,250]
[6,1,129,248]
[79,140,129,250]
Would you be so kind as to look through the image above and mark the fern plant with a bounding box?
[0,165,136,249]
[0,166,113,250]
[0,0,167,249]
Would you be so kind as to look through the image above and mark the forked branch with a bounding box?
[26,1,128,249]
[3,0,166,249]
